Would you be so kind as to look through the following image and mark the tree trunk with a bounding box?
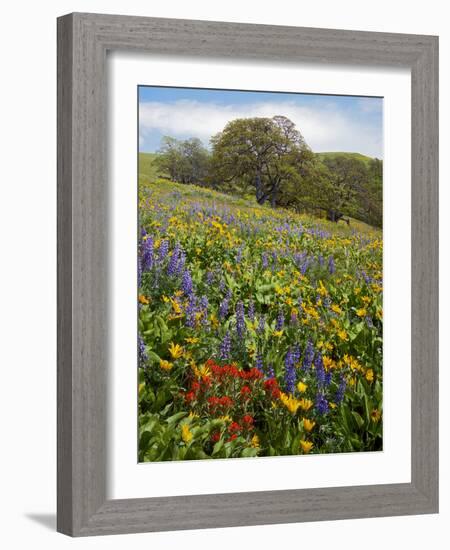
[270,182,278,208]
[255,170,265,204]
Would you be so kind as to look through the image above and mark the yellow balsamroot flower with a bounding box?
[361,296,371,305]
[169,298,182,315]
[275,285,284,296]
[181,423,193,444]
[168,342,183,359]
[298,398,314,411]
[279,392,301,414]
[197,364,211,378]
[329,402,337,409]
[331,304,342,315]
[365,369,374,383]
[160,359,173,371]
[371,409,382,422]
[185,337,200,344]
[138,294,150,305]
[210,313,219,328]
[297,381,308,393]
[219,415,232,423]
[343,354,361,371]
[302,418,316,432]
[188,411,199,419]
[251,434,260,448]
[162,295,170,303]
[317,280,328,297]
[337,329,349,341]
[300,439,314,454]
[273,330,284,338]
[356,307,367,317]
[323,356,336,370]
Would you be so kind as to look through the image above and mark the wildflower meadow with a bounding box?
[138,174,383,461]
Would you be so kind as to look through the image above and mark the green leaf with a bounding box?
[212,439,224,456]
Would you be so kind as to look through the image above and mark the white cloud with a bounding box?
[139,99,382,158]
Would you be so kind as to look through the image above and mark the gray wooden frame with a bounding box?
[57,12,439,537]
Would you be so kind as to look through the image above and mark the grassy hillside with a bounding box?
[139,152,161,183]
[138,175,383,461]
[139,152,380,235]
[315,152,376,166]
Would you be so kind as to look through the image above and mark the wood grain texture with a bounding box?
[57,12,439,537]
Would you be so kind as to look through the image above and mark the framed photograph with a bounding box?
[57,13,438,536]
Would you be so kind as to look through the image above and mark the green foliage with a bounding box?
[155,136,210,184]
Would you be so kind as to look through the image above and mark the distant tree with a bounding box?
[156,136,210,184]
[319,156,369,223]
[363,158,383,227]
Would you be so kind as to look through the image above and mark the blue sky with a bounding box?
[138,86,383,158]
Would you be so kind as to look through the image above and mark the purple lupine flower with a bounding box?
[365,316,374,328]
[284,349,296,394]
[267,363,275,378]
[219,294,230,320]
[302,340,314,371]
[219,332,232,361]
[199,295,209,325]
[255,351,264,372]
[138,335,147,366]
[235,301,246,339]
[167,243,180,276]
[324,371,332,387]
[185,296,197,328]
[181,269,194,296]
[219,277,226,293]
[257,315,266,334]
[314,353,326,387]
[335,374,347,404]
[175,251,186,275]
[262,253,269,269]
[290,311,298,325]
[361,270,373,284]
[292,344,301,365]
[275,310,285,331]
[138,258,142,287]
[318,254,324,267]
[141,235,154,271]
[315,392,329,415]
[158,239,169,262]
[236,246,244,263]
[206,270,214,285]
[328,255,336,274]
[248,299,255,322]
